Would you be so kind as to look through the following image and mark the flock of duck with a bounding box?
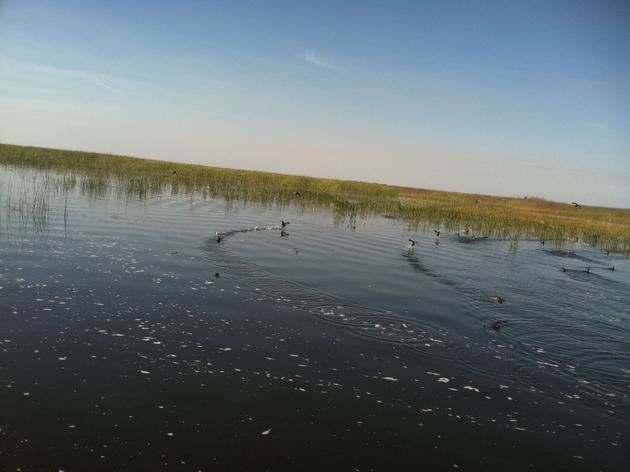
[404,227,619,334]
[213,219,619,336]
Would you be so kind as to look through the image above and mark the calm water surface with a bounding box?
[1,166,629,471]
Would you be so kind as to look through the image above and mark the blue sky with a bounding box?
[1,0,629,206]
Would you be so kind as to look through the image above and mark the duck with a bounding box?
[559,266,568,272]
[408,238,417,247]
[433,229,441,237]
[571,202,582,208]
[491,296,506,304]
[281,229,289,237]
[583,267,590,274]
[490,320,509,332]
[281,220,290,228]
[608,266,615,272]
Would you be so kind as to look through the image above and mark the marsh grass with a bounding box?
[1,143,629,252]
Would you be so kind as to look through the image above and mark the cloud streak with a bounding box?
[95,76,120,93]
[300,50,335,69]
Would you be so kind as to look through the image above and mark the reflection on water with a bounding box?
[1,164,629,470]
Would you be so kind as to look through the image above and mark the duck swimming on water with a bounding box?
[490,320,509,332]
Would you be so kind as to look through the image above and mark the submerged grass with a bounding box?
[1,143,629,252]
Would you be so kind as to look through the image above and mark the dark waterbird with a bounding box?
[281,220,290,228]
[408,238,417,247]
[215,232,223,243]
[583,267,590,274]
[281,229,290,237]
[293,191,301,197]
[171,170,178,176]
[490,296,506,304]
[571,202,582,208]
[608,266,615,271]
[560,266,568,272]
[214,272,220,278]
[490,320,509,332]
[433,229,441,237]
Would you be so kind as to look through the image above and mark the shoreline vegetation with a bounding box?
[1,143,629,252]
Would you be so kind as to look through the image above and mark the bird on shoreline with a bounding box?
[571,202,582,208]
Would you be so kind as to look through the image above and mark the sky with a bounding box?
[1,0,629,207]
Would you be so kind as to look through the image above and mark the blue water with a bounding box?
[1,165,629,470]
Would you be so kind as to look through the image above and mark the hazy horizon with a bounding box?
[1,0,629,207]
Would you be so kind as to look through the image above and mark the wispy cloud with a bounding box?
[95,76,120,93]
[300,50,336,69]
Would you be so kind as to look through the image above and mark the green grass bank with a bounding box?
[1,143,629,252]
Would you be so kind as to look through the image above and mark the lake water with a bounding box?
[1,165,629,471]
